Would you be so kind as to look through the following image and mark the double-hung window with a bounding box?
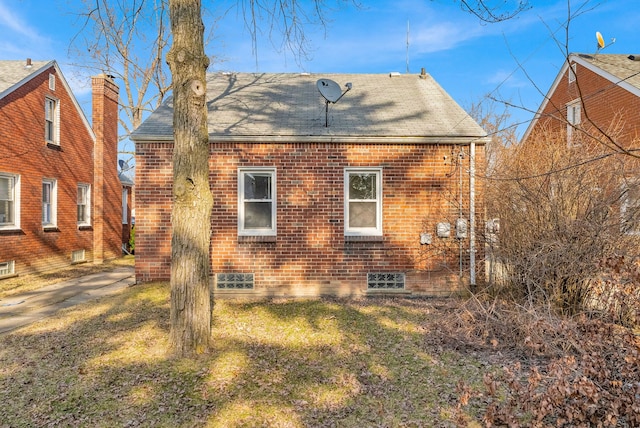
[0,173,19,229]
[77,184,90,226]
[566,100,581,145]
[345,168,382,236]
[238,168,276,236]
[42,179,57,228]
[45,97,59,145]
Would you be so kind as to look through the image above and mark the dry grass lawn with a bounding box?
[0,280,489,427]
[1,261,638,426]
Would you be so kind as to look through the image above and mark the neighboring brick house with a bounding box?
[0,59,121,277]
[522,53,640,232]
[132,71,488,296]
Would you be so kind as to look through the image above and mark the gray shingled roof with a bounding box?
[574,53,640,90]
[132,72,487,143]
[0,60,53,99]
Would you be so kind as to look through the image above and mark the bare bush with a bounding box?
[487,126,640,319]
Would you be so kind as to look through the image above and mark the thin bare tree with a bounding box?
[69,0,172,165]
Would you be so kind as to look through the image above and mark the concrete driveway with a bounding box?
[0,265,135,334]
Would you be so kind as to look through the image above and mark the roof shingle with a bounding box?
[133,72,486,143]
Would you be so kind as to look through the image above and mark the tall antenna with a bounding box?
[406,20,410,74]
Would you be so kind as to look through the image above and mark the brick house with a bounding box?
[0,60,121,277]
[132,71,488,296]
[522,53,640,232]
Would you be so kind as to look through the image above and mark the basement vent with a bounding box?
[0,260,15,277]
[216,273,254,290]
[71,249,86,264]
[367,272,405,290]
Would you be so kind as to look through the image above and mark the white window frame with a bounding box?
[238,167,277,236]
[77,183,91,226]
[566,99,581,145]
[344,167,383,236]
[0,172,20,230]
[45,96,60,145]
[42,178,57,228]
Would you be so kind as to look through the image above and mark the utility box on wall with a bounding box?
[436,222,451,238]
[455,218,468,239]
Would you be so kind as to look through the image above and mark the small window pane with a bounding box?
[349,174,376,199]
[349,201,377,227]
[0,176,15,225]
[0,176,11,200]
[244,174,271,199]
[244,202,272,228]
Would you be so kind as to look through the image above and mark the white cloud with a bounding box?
[0,1,54,60]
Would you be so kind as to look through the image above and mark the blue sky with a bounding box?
[0,0,637,137]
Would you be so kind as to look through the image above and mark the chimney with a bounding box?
[91,74,120,263]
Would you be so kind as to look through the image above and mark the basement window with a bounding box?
[216,273,254,290]
[71,249,86,264]
[367,272,405,290]
[0,260,15,278]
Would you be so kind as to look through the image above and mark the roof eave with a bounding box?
[132,134,489,145]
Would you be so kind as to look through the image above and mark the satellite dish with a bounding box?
[317,79,342,103]
[596,31,605,50]
[316,78,353,127]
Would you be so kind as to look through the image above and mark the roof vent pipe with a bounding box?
[628,55,640,61]
[25,58,32,68]
[420,67,427,79]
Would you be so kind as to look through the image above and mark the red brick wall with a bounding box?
[135,141,486,296]
[92,75,121,262]
[0,66,94,274]
[529,61,640,146]
[0,68,121,276]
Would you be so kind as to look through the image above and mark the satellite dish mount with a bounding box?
[595,31,615,53]
[317,79,352,127]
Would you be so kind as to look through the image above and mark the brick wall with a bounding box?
[0,66,95,274]
[92,75,121,262]
[0,67,121,276]
[529,61,640,146]
[135,141,486,296]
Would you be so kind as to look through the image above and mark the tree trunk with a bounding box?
[166,0,213,356]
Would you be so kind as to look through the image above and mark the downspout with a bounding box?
[469,141,476,287]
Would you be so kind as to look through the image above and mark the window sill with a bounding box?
[0,228,24,236]
[345,235,384,242]
[238,235,277,243]
[0,273,18,281]
[43,226,60,232]
[46,142,62,151]
[78,225,93,231]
